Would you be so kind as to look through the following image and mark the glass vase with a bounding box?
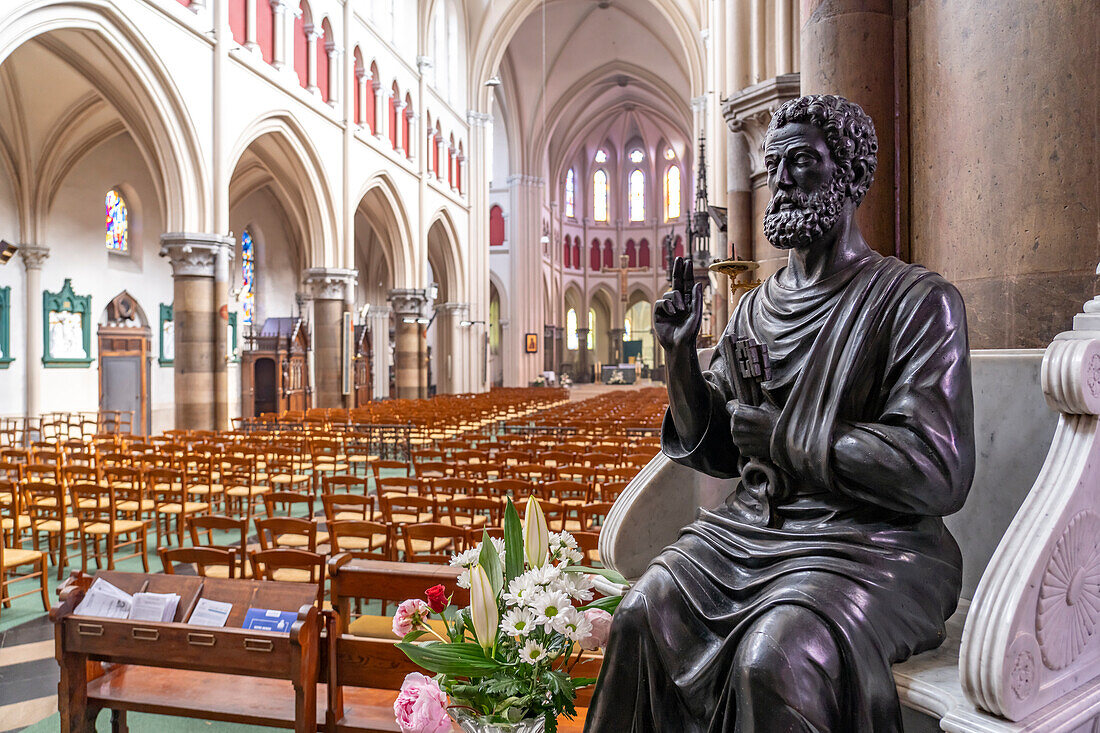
[450,709,547,733]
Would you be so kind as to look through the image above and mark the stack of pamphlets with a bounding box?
[73,578,180,623]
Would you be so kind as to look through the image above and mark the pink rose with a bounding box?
[393,598,432,638]
[579,608,613,651]
[394,672,451,733]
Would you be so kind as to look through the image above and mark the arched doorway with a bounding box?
[98,292,150,435]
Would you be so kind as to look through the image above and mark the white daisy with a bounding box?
[502,574,538,608]
[519,639,547,664]
[550,606,593,642]
[501,607,537,637]
[530,589,571,626]
[561,572,594,602]
[450,547,480,569]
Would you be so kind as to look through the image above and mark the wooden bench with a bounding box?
[52,570,322,732]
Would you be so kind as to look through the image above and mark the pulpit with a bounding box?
[241,318,311,418]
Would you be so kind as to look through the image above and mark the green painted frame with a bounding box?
[42,278,92,368]
[0,286,12,367]
[159,303,174,366]
[227,311,239,363]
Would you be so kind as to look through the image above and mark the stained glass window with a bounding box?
[593,169,609,222]
[629,149,644,164]
[594,149,608,164]
[564,168,576,218]
[587,309,595,350]
[664,165,681,221]
[105,190,128,253]
[241,230,256,326]
[629,169,645,222]
[664,147,675,160]
[566,309,578,350]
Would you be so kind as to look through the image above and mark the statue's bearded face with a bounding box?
[762,122,850,250]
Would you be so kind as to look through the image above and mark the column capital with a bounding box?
[721,73,801,184]
[417,56,433,74]
[304,267,357,300]
[159,233,234,277]
[270,0,290,14]
[388,288,430,318]
[304,24,323,41]
[435,301,469,316]
[466,110,492,127]
[691,93,709,112]
[19,244,49,271]
[364,304,392,322]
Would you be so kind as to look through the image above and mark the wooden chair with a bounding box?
[511,463,556,483]
[158,545,238,578]
[369,459,410,485]
[23,480,78,578]
[414,461,452,480]
[219,454,267,520]
[321,493,375,523]
[485,479,538,502]
[0,480,30,547]
[148,468,209,548]
[376,476,421,498]
[309,439,348,493]
[180,453,224,513]
[328,520,392,560]
[554,465,598,488]
[599,480,629,502]
[25,462,61,486]
[399,522,467,563]
[462,462,506,482]
[70,482,148,573]
[188,514,251,578]
[256,516,319,552]
[321,474,370,498]
[0,534,50,615]
[266,450,313,494]
[250,548,326,604]
[579,501,616,532]
[426,477,475,501]
[572,531,601,565]
[439,496,500,531]
[379,495,436,526]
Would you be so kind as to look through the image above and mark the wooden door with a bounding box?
[253,357,278,416]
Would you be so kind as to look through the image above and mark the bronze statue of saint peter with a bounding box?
[585,95,975,733]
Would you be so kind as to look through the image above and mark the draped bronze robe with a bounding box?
[585,253,975,732]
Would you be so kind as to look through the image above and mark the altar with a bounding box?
[600,364,637,385]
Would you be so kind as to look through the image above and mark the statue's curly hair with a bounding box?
[767,95,878,205]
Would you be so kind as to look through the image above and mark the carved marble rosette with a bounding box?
[960,297,1100,722]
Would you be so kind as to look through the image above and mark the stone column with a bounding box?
[305,25,322,94]
[576,328,591,383]
[376,86,391,143]
[418,323,429,398]
[365,305,391,400]
[271,0,289,71]
[800,0,897,257]
[305,268,357,408]
[326,43,341,106]
[160,233,234,431]
[213,240,233,430]
[721,74,801,283]
[406,113,418,162]
[20,245,48,420]
[608,327,625,365]
[245,0,259,52]
[393,100,406,154]
[434,302,467,395]
[356,70,368,126]
[388,289,427,400]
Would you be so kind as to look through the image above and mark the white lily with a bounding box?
[469,564,499,651]
[523,496,549,568]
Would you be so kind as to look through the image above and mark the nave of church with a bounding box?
[0,0,1096,731]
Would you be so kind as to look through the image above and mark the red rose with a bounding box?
[425,584,448,614]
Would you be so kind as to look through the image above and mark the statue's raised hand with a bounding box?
[655,257,704,355]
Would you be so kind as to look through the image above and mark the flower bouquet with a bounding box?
[392,497,625,733]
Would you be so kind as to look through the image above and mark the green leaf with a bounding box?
[581,594,622,614]
[561,564,627,586]
[478,530,504,597]
[401,629,429,643]
[396,641,502,677]
[571,677,599,687]
[502,498,525,581]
